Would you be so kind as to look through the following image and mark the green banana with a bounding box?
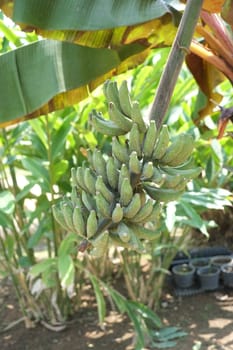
[118,163,130,192]
[152,125,170,160]
[60,202,75,231]
[112,137,129,164]
[90,231,109,258]
[90,110,126,136]
[141,161,154,180]
[76,167,87,191]
[128,123,142,158]
[160,133,186,165]
[139,190,147,206]
[95,191,112,218]
[142,120,158,158]
[144,202,161,223]
[104,80,122,111]
[106,156,119,190]
[130,198,154,224]
[129,223,159,241]
[168,134,194,166]
[151,167,165,185]
[160,165,201,180]
[116,222,132,242]
[92,149,108,182]
[71,167,78,187]
[123,193,141,219]
[111,203,124,223]
[84,168,96,195]
[86,210,98,238]
[52,204,69,230]
[131,101,147,133]
[119,177,133,206]
[129,151,141,175]
[81,191,95,211]
[118,80,133,117]
[143,182,184,202]
[95,175,115,203]
[162,173,183,189]
[108,101,132,132]
[72,205,86,237]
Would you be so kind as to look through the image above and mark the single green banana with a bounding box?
[118,80,133,117]
[86,210,98,238]
[123,193,141,219]
[70,186,78,206]
[61,202,75,231]
[92,149,108,182]
[151,167,165,186]
[104,80,122,111]
[81,191,95,211]
[71,167,79,187]
[84,168,96,195]
[152,125,170,160]
[95,191,112,218]
[130,198,154,224]
[108,101,132,132]
[52,204,69,230]
[162,173,183,189]
[142,120,158,158]
[72,205,86,237]
[111,203,124,223]
[139,190,147,206]
[118,163,130,192]
[90,110,126,136]
[128,123,142,158]
[106,156,119,190]
[131,101,147,133]
[143,182,184,202]
[129,151,141,175]
[161,133,194,166]
[95,175,115,203]
[116,222,132,242]
[76,167,87,191]
[160,133,186,165]
[112,137,129,164]
[144,202,161,223]
[168,134,194,166]
[90,231,109,258]
[129,223,159,241]
[160,165,201,180]
[119,177,133,207]
[141,161,154,180]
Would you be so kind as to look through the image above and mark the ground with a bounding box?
[1,274,233,350]
[1,209,233,350]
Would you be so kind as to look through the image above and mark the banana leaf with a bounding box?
[0,39,149,127]
[0,1,178,127]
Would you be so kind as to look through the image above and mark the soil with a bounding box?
[1,209,233,350]
[1,275,233,350]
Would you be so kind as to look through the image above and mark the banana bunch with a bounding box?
[53,80,201,257]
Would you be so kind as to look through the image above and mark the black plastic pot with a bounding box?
[197,266,220,291]
[221,264,233,288]
[190,258,210,270]
[172,264,195,288]
[210,256,233,269]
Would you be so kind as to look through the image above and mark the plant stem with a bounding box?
[149,0,204,128]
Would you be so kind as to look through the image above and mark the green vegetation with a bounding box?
[0,1,232,349]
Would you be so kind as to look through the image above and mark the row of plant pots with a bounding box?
[172,255,233,291]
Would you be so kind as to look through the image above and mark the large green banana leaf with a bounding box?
[0,0,183,126]
[0,40,150,127]
[2,0,182,30]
